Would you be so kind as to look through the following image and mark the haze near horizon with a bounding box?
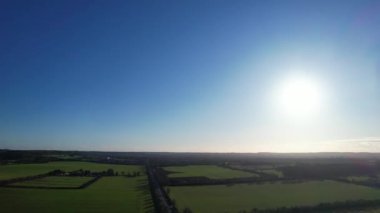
[1,0,379,152]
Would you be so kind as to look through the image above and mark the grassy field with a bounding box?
[0,176,153,213]
[229,164,289,171]
[10,176,93,188]
[0,161,143,180]
[346,176,372,182]
[259,169,284,177]
[168,180,380,212]
[163,165,256,179]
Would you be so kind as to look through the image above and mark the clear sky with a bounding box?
[1,0,379,152]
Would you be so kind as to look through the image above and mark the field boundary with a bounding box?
[1,176,102,190]
[249,199,380,213]
[165,176,304,186]
[334,178,380,189]
[146,163,175,213]
[0,172,51,187]
[221,164,266,177]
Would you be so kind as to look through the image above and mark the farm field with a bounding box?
[168,180,380,212]
[0,161,143,180]
[163,165,256,179]
[10,176,93,188]
[0,176,153,213]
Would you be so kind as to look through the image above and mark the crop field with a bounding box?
[168,180,380,212]
[0,161,143,180]
[10,176,93,188]
[0,176,153,213]
[163,165,256,179]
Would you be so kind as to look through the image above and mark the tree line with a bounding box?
[57,168,141,177]
[235,199,380,213]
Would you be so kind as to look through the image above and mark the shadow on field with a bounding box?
[135,178,155,213]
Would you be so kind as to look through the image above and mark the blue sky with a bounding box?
[1,0,379,152]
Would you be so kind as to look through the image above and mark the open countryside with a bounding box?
[168,181,380,212]
[0,160,153,213]
[1,0,380,212]
[3,152,380,212]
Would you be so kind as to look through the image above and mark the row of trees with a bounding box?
[53,169,141,177]
[146,163,175,213]
[234,199,380,213]
[0,172,51,186]
[336,177,380,189]
[168,197,193,213]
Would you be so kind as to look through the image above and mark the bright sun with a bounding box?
[277,76,324,118]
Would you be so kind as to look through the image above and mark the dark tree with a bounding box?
[182,207,193,213]
[106,168,115,176]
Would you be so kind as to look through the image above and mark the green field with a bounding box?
[164,165,256,179]
[10,176,93,188]
[346,176,372,182]
[0,161,143,180]
[259,169,284,177]
[0,176,153,213]
[168,180,380,212]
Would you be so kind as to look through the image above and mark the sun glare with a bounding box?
[276,75,324,118]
